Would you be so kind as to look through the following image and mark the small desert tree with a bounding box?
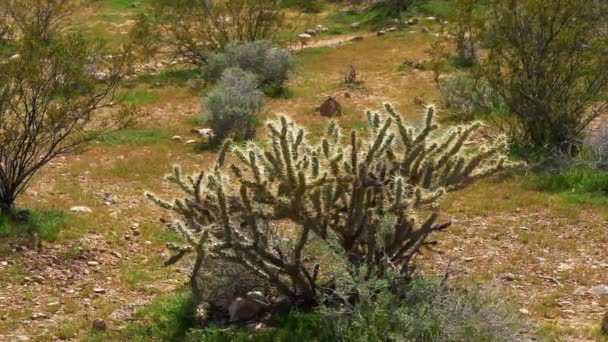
[147,103,510,311]
[466,0,608,153]
[134,0,284,66]
[0,2,133,217]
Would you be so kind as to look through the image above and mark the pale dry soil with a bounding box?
[0,28,606,342]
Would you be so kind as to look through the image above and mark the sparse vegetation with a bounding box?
[2,1,608,341]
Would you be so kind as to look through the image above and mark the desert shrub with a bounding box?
[147,102,511,318]
[0,0,133,217]
[438,73,509,125]
[203,68,264,141]
[320,270,523,341]
[137,0,284,66]
[460,0,608,154]
[204,40,294,88]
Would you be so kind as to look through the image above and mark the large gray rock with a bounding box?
[228,291,269,322]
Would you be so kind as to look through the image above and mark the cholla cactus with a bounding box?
[147,103,510,307]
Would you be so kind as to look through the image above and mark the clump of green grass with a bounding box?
[94,128,173,147]
[121,91,161,105]
[0,209,67,242]
[102,0,149,12]
[135,69,202,87]
[90,292,196,342]
[414,0,454,18]
[531,167,608,206]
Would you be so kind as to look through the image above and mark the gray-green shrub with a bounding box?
[439,73,508,125]
[203,68,264,141]
[204,40,294,88]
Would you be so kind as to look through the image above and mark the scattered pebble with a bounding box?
[70,206,93,214]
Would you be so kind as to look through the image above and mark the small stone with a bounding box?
[519,308,530,315]
[92,318,107,331]
[31,312,47,320]
[344,92,351,99]
[32,275,45,284]
[421,27,430,33]
[573,286,587,295]
[15,335,29,341]
[386,27,397,32]
[48,302,61,307]
[377,30,386,36]
[132,230,141,237]
[110,251,122,259]
[1,261,7,266]
[185,139,197,145]
[144,241,152,245]
[350,22,361,29]
[70,206,93,214]
[87,261,100,266]
[557,263,573,272]
[93,288,106,294]
[500,273,516,282]
[172,135,183,142]
[298,33,312,44]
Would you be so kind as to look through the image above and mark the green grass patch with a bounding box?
[89,292,196,342]
[414,0,454,18]
[93,128,173,147]
[93,13,126,23]
[189,311,331,342]
[0,209,67,242]
[135,69,202,87]
[120,91,161,105]
[101,0,149,12]
[530,167,608,206]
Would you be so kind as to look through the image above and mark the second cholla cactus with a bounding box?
[147,103,511,309]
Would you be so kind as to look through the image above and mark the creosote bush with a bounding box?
[0,0,133,217]
[204,40,294,88]
[136,0,284,66]
[147,103,511,315]
[458,0,608,154]
[204,68,264,141]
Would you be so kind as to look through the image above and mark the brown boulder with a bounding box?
[318,96,343,117]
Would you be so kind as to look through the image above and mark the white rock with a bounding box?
[588,285,608,297]
[185,140,197,145]
[9,54,21,60]
[172,135,183,142]
[70,206,93,214]
[574,286,588,295]
[298,33,312,43]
